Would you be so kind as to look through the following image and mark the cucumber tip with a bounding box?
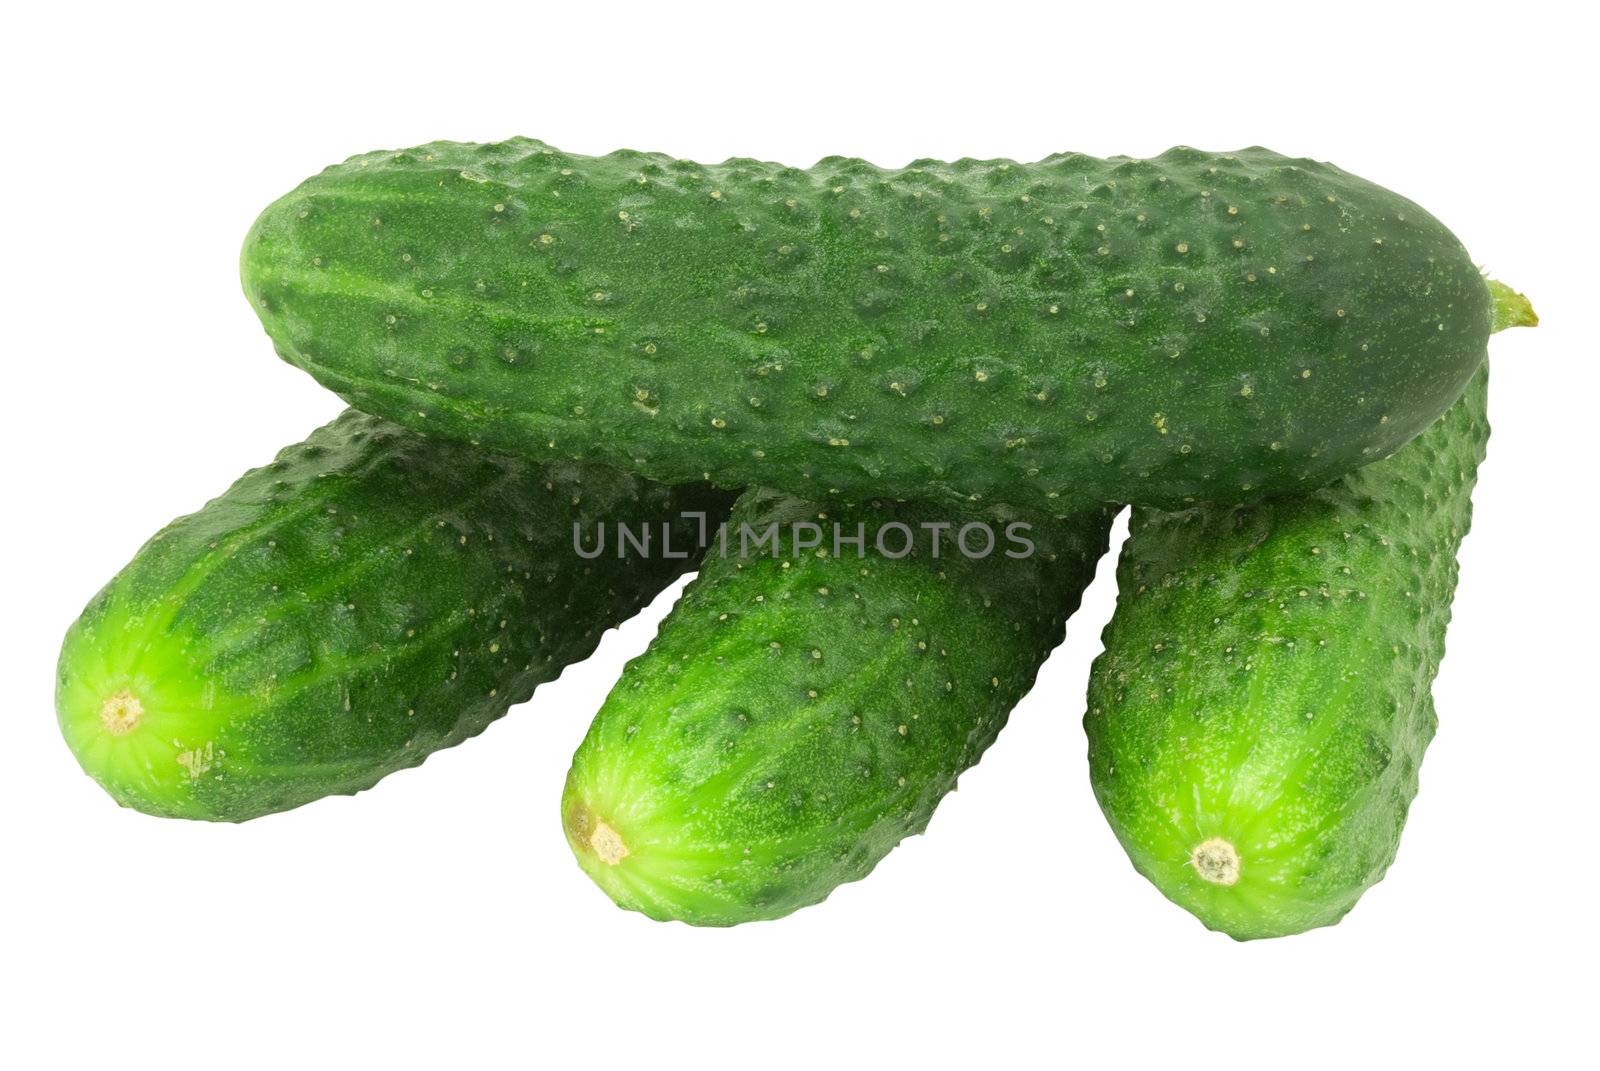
[589,821,631,866]
[99,690,145,735]
[1191,838,1241,886]
[565,798,631,865]
[1486,279,1538,332]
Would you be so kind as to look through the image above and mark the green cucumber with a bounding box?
[57,411,731,822]
[562,490,1115,924]
[1084,357,1505,938]
[244,139,1504,516]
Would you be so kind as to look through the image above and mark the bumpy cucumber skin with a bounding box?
[242,139,1490,516]
[1084,366,1489,939]
[562,491,1114,925]
[57,411,731,822]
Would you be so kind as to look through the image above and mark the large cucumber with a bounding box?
[1084,360,1499,939]
[562,490,1115,924]
[57,411,731,822]
[244,139,1503,515]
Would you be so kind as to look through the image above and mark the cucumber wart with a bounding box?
[56,411,731,821]
[562,490,1115,924]
[243,139,1499,515]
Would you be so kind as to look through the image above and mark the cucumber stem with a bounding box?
[99,690,144,735]
[1191,838,1241,886]
[1487,279,1538,332]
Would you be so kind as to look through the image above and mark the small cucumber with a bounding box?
[57,411,731,821]
[245,139,1502,515]
[1084,355,1508,938]
[562,490,1115,924]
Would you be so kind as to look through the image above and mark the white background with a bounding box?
[4,2,1593,1066]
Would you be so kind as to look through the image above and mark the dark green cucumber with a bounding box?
[57,411,731,821]
[562,490,1114,924]
[244,138,1503,515]
[1085,361,1501,939]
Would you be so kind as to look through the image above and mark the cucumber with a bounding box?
[57,411,732,822]
[1084,359,1504,938]
[562,490,1115,924]
[244,139,1502,516]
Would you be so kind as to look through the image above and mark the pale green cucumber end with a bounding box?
[56,614,225,821]
[561,793,671,919]
[561,777,748,926]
